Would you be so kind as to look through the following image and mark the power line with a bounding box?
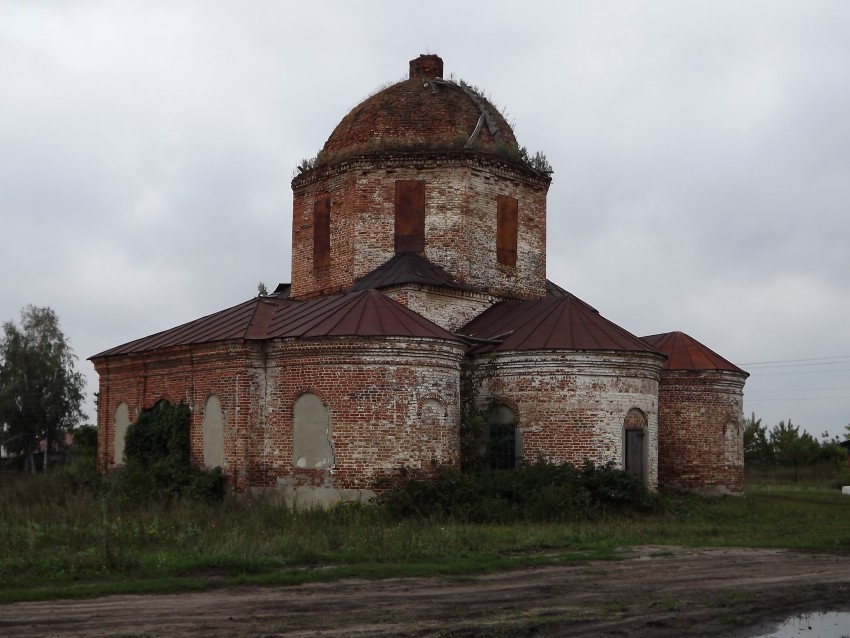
[746,396,850,402]
[747,388,850,396]
[740,355,850,366]
[744,360,850,370]
[749,368,850,376]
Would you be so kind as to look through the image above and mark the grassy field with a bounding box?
[1,467,849,604]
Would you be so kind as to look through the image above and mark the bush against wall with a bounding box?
[378,460,658,523]
[109,401,224,503]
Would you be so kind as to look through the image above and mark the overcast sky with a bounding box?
[2,1,849,439]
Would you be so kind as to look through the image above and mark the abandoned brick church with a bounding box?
[93,54,749,505]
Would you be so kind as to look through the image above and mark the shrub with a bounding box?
[377,460,658,522]
[106,401,224,504]
[56,424,101,489]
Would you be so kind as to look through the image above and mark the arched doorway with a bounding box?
[624,408,647,483]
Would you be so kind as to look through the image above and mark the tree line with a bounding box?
[744,413,848,480]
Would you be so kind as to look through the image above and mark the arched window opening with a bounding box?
[113,402,130,465]
[203,395,225,468]
[623,408,647,483]
[420,398,446,429]
[293,393,334,469]
[489,404,521,470]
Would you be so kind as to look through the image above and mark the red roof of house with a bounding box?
[641,331,748,375]
[91,290,460,359]
[460,293,663,355]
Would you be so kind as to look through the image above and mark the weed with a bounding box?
[2,471,850,602]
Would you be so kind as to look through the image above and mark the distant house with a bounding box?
[91,55,748,507]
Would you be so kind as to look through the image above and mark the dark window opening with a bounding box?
[496,195,518,267]
[488,404,520,470]
[489,423,517,470]
[313,197,331,269]
[625,428,645,481]
[395,180,425,253]
[624,408,647,484]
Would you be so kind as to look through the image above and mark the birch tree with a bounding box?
[0,306,85,472]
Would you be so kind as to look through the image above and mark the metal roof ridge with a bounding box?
[244,297,288,340]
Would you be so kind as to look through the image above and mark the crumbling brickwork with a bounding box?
[656,370,747,494]
[93,54,748,503]
[382,286,497,332]
[470,350,665,489]
[93,336,464,495]
[92,342,259,489]
[291,155,548,301]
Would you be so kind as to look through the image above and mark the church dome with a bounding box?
[321,54,519,162]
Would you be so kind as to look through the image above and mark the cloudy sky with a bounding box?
[2,1,849,438]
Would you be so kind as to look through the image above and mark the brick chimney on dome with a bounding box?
[409,54,443,79]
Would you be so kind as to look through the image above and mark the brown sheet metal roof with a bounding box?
[262,289,460,339]
[545,279,569,297]
[546,279,597,310]
[641,331,748,375]
[91,290,459,359]
[270,283,291,298]
[460,293,663,355]
[91,298,269,358]
[349,252,471,292]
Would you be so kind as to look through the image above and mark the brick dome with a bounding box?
[321,54,519,161]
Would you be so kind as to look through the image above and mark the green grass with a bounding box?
[1,468,849,603]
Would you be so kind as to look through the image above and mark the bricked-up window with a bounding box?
[202,395,225,469]
[394,180,425,253]
[114,402,130,465]
[496,195,518,267]
[293,393,334,469]
[313,197,331,269]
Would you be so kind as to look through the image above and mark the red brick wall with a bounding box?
[291,153,549,300]
[656,370,747,494]
[93,336,464,493]
[92,342,260,490]
[469,350,665,489]
[261,337,463,490]
[383,286,496,332]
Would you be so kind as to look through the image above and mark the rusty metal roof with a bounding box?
[641,331,748,375]
[545,279,570,297]
[460,293,663,355]
[91,290,459,359]
[262,289,460,340]
[349,252,470,292]
[91,298,269,358]
[546,279,597,311]
[270,283,291,298]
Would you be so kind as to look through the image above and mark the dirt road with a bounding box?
[2,547,849,637]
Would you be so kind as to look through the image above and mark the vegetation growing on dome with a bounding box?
[519,146,553,173]
[292,73,552,178]
[295,141,551,177]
